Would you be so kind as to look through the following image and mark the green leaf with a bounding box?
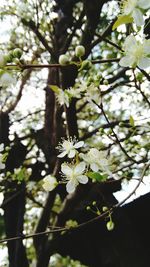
[87,172,107,182]
[49,85,60,93]
[112,15,133,30]
[129,115,135,127]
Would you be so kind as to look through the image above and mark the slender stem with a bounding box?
[0,163,148,244]
[5,58,120,70]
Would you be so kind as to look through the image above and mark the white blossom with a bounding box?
[80,148,112,175]
[61,162,88,193]
[42,175,58,192]
[0,72,16,88]
[84,83,100,105]
[66,87,81,99]
[57,138,84,158]
[56,89,70,107]
[0,144,4,152]
[121,0,150,26]
[119,35,150,69]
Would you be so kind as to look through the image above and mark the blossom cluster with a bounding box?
[118,0,150,69]
[42,138,112,194]
[54,81,100,108]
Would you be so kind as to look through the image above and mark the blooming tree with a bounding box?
[0,0,150,266]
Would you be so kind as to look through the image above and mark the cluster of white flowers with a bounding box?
[55,81,100,108]
[80,148,112,175]
[42,138,112,194]
[118,0,150,69]
[121,0,150,26]
[55,86,83,107]
[0,144,5,170]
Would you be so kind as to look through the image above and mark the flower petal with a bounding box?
[143,39,150,54]
[138,0,150,9]
[138,57,150,69]
[0,162,5,170]
[0,144,4,152]
[133,8,144,26]
[74,162,86,175]
[119,55,135,67]
[74,141,84,149]
[66,179,77,193]
[77,175,88,184]
[61,164,72,176]
[123,35,137,52]
[68,149,76,158]
[57,151,67,158]
[90,163,99,172]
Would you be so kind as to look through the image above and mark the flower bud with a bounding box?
[5,52,14,63]
[103,79,108,85]
[13,48,23,59]
[59,54,70,65]
[0,53,6,67]
[102,206,108,212]
[106,220,114,231]
[92,201,96,206]
[75,45,85,58]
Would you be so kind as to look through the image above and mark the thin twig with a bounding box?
[0,163,148,244]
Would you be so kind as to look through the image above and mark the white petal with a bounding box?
[68,149,76,158]
[138,0,150,9]
[77,175,88,184]
[74,162,86,175]
[119,55,135,67]
[143,39,150,54]
[133,8,144,26]
[124,35,137,52]
[90,163,99,172]
[74,141,84,149]
[61,164,72,176]
[66,179,77,193]
[138,57,150,69]
[0,162,5,170]
[0,144,4,152]
[57,151,67,158]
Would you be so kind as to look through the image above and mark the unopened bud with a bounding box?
[103,79,108,85]
[92,201,96,206]
[75,45,85,58]
[13,48,23,59]
[102,206,108,212]
[59,54,70,65]
[0,53,6,67]
[106,220,114,231]
[5,52,14,63]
